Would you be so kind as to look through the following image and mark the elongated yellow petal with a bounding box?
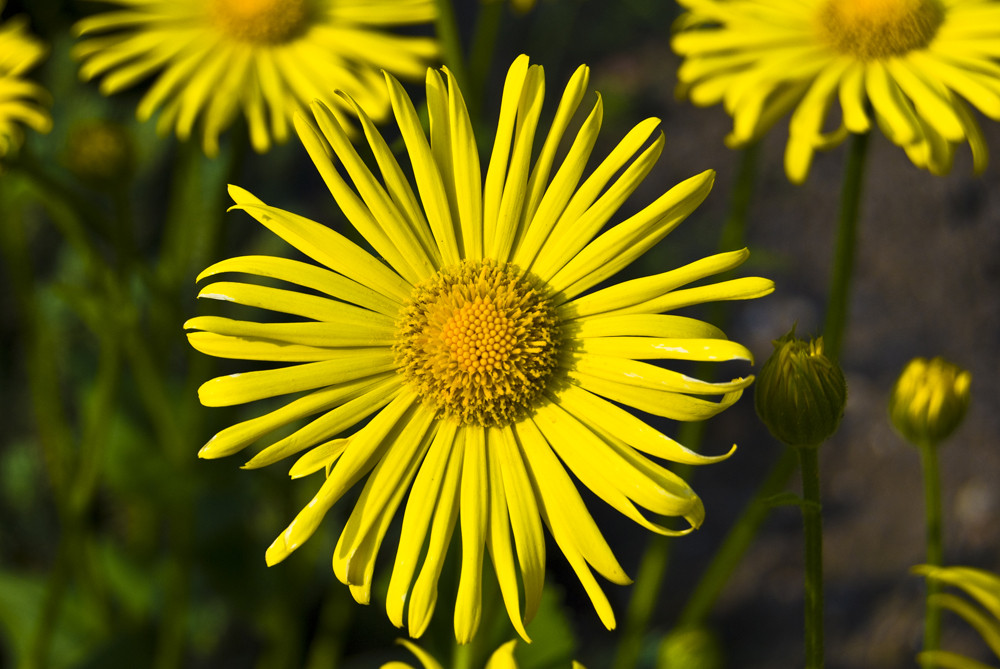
[513,418,623,629]
[197,374,392,459]
[572,336,753,363]
[443,67,484,260]
[184,315,395,348]
[196,255,400,317]
[548,170,715,299]
[554,384,735,465]
[567,353,753,395]
[307,100,436,283]
[483,55,530,256]
[386,421,458,628]
[569,314,724,340]
[490,64,546,262]
[384,71,461,265]
[485,427,530,642]
[408,429,465,638]
[454,426,488,643]
[561,276,775,319]
[289,438,349,479]
[523,64,591,225]
[245,376,403,469]
[265,390,418,564]
[197,350,395,407]
[494,427,545,625]
[533,401,702,534]
[227,186,412,303]
[530,117,663,281]
[197,281,397,329]
[512,94,603,270]
[394,639,444,669]
[560,249,750,317]
[187,331,342,362]
[333,406,436,603]
[569,372,744,421]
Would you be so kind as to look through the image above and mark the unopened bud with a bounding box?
[64,119,134,187]
[754,328,847,447]
[889,357,970,447]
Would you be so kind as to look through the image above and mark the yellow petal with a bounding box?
[455,426,488,644]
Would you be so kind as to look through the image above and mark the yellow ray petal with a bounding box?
[455,425,488,644]
[569,314,724,340]
[386,421,458,628]
[184,315,394,348]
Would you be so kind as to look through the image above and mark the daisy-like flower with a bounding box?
[0,0,51,159]
[72,0,438,156]
[185,55,774,642]
[382,639,586,669]
[672,0,1000,183]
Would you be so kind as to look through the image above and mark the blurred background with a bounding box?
[1,0,998,667]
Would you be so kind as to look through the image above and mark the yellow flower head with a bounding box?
[889,356,971,446]
[72,0,439,156]
[672,0,1000,182]
[186,55,774,642]
[0,0,52,159]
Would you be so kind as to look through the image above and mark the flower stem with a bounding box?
[919,440,943,664]
[824,132,868,361]
[678,447,798,627]
[434,0,469,91]
[797,446,824,669]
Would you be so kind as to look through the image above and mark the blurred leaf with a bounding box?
[516,584,577,669]
[0,570,104,668]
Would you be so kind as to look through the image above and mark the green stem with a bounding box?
[719,142,759,254]
[919,441,943,665]
[452,639,474,669]
[797,447,824,669]
[434,0,469,90]
[678,448,798,627]
[823,132,868,361]
[466,0,505,120]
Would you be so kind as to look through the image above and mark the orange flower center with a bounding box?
[394,260,560,426]
[210,0,309,44]
[817,0,944,60]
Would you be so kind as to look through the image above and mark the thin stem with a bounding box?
[466,0,505,120]
[678,447,798,627]
[452,639,474,669]
[612,532,673,669]
[824,132,868,361]
[919,441,943,665]
[434,0,469,91]
[797,447,824,669]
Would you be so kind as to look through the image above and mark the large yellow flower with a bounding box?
[72,0,438,156]
[672,0,1000,183]
[0,0,51,159]
[185,55,773,642]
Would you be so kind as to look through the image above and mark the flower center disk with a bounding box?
[817,0,944,60]
[395,260,561,426]
[210,0,309,44]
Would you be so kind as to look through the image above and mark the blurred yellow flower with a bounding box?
[912,564,1000,668]
[72,0,438,156]
[890,356,971,446]
[672,0,1000,183]
[186,55,773,641]
[382,639,587,669]
[0,0,51,159]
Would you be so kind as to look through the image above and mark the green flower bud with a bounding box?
[658,626,724,669]
[889,357,971,447]
[64,119,134,187]
[754,328,847,447]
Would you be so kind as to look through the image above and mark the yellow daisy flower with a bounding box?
[0,0,51,159]
[382,639,587,669]
[72,0,438,156]
[672,0,1000,183]
[185,55,774,642]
